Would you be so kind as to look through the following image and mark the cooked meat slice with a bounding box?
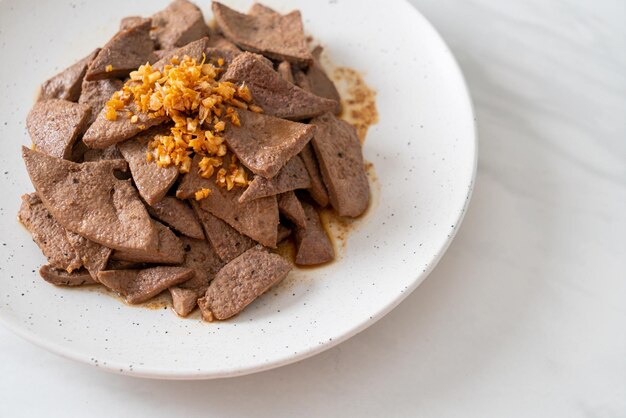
[148,196,204,239]
[222,110,316,178]
[22,147,158,252]
[198,245,292,320]
[277,191,306,228]
[277,224,291,242]
[239,156,310,203]
[79,78,124,125]
[247,3,279,17]
[112,221,184,264]
[26,100,92,159]
[39,265,97,287]
[85,19,155,81]
[152,37,210,70]
[190,201,256,263]
[206,34,241,52]
[65,231,112,279]
[40,49,99,102]
[82,102,168,149]
[70,139,90,163]
[295,46,341,114]
[277,61,295,84]
[310,113,370,217]
[298,143,329,207]
[170,236,224,316]
[294,201,334,265]
[117,127,179,205]
[177,155,279,247]
[98,266,194,304]
[82,144,124,162]
[106,259,146,270]
[170,288,198,317]
[119,16,145,31]
[222,52,337,120]
[18,193,82,272]
[212,2,312,66]
[204,47,242,73]
[151,0,209,49]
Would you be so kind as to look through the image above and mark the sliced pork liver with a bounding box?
[177,155,279,247]
[239,155,310,203]
[198,245,292,320]
[39,265,97,287]
[299,143,329,207]
[222,52,337,120]
[65,231,112,280]
[98,266,193,304]
[190,201,256,263]
[148,196,204,239]
[85,19,155,81]
[152,37,210,70]
[22,147,158,252]
[222,109,315,178]
[277,191,306,228]
[82,102,168,149]
[247,3,279,17]
[170,236,224,316]
[117,127,179,205]
[112,221,184,264]
[40,49,99,102]
[212,2,312,66]
[26,100,91,160]
[18,193,82,272]
[152,0,209,49]
[310,113,370,217]
[294,201,334,265]
[206,35,241,52]
[79,78,124,126]
[277,224,292,242]
[82,144,124,162]
[296,46,341,115]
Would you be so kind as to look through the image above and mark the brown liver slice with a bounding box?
[222,109,316,178]
[22,147,158,252]
[98,266,194,304]
[177,155,279,247]
[65,231,112,280]
[299,143,329,207]
[170,236,224,316]
[152,37,210,70]
[310,113,370,217]
[198,245,292,320]
[239,155,310,203]
[86,19,155,81]
[82,144,124,162]
[26,100,91,160]
[294,201,334,265]
[39,265,97,287]
[18,193,82,272]
[222,52,337,120]
[82,102,168,149]
[117,127,179,205]
[148,196,204,239]
[152,0,209,49]
[296,47,341,115]
[112,221,184,264]
[277,191,306,228]
[40,49,99,102]
[277,224,292,242]
[190,201,256,263]
[213,2,311,66]
[79,78,124,126]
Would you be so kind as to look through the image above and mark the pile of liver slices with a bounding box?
[19,1,370,321]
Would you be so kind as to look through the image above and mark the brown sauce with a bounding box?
[333,67,379,143]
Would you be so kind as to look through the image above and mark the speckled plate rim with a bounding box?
[0,0,477,380]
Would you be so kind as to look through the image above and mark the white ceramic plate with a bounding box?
[0,0,476,379]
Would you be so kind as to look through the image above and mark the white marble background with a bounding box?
[1,0,624,417]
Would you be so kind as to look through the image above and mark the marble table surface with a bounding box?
[1,0,624,417]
